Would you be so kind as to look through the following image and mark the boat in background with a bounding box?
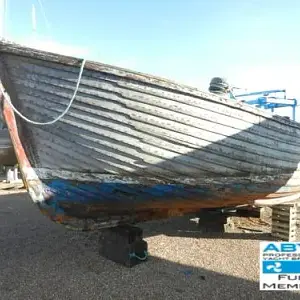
[1,39,300,230]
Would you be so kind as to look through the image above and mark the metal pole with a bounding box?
[293,105,296,121]
[0,0,6,38]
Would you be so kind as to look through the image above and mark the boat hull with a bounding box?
[1,40,300,229]
[34,172,300,229]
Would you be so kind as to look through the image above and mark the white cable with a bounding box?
[0,58,86,125]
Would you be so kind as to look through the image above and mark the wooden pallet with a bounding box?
[271,203,300,241]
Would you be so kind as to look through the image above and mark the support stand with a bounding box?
[271,203,300,241]
[99,225,148,267]
[196,206,263,233]
[197,209,228,233]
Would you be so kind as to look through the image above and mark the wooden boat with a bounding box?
[0,39,300,230]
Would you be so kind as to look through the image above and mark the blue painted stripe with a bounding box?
[41,178,266,219]
[45,180,218,205]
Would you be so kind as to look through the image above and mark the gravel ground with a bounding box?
[0,192,299,300]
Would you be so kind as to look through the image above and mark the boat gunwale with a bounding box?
[0,38,299,130]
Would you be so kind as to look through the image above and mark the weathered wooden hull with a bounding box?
[1,40,300,229]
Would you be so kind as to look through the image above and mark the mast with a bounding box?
[32,4,36,32]
[31,3,37,41]
[0,0,6,38]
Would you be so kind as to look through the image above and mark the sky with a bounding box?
[2,0,300,119]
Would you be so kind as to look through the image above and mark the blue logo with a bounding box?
[264,262,282,273]
[262,261,300,274]
[263,243,300,253]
